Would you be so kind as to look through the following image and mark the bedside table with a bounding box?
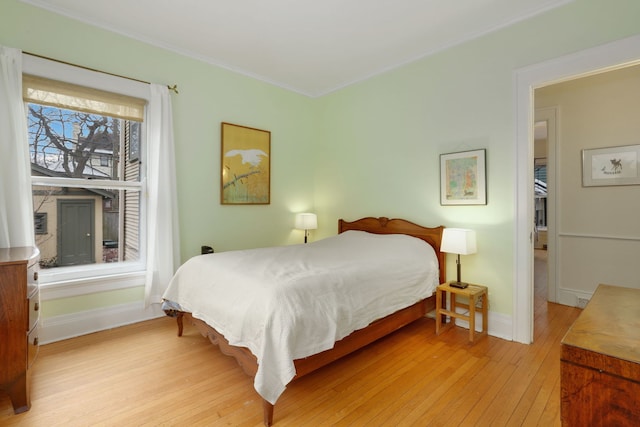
[435,282,488,343]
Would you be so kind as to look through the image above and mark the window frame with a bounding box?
[23,54,150,292]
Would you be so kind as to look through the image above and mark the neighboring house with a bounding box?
[33,181,105,267]
[31,125,140,268]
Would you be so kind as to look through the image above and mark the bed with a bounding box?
[163,216,445,425]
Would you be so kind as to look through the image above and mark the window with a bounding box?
[26,86,143,269]
[34,212,47,234]
[22,55,149,284]
[534,158,547,228]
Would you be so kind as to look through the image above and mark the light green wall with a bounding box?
[2,0,640,319]
[41,287,144,318]
[0,0,317,316]
[314,0,640,314]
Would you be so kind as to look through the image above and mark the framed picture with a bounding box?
[221,122,271,204]
[440,149,487,205]
[582,144,640,187]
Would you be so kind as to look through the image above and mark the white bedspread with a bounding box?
[162,230,439,404]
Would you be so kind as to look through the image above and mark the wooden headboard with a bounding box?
[338,217,446,284]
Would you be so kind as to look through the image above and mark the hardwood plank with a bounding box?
[506,346,560,424]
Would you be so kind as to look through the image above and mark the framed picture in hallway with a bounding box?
[582,144,640,187]
[440,149,487,205]
[221,122,271,204]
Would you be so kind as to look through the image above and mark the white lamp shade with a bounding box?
[295,213,317,230]
[441,228,477,255]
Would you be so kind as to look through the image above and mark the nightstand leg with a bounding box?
[482,293,488,334]
[469,295,476,342]
[435,288,442,334]
[451,293,456,322]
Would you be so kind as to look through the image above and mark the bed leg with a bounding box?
[176,312,184,337]
[262,399,274,426]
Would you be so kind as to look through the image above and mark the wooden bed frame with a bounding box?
[173,217,445,426]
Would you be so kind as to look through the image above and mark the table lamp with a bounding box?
[441,228,477,288]
[295,213,317,243]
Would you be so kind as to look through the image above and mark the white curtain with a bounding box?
[0,46,35,248]
[144,83,180,307]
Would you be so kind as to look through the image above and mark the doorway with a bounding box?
[514,34,640,344]
[533,107,557,305]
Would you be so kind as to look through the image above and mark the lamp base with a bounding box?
[449,281,469,289]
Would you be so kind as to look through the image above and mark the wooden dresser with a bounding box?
[560,284,640,426]
[0,247,40,414]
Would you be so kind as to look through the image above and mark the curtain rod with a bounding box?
[23,51,179,94]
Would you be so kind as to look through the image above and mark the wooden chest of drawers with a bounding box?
[0,247,40,414]
[560,284,640,426]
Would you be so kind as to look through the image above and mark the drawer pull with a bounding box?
[33,337,39,346]
[34,271,39,281]
[34,302,39,311]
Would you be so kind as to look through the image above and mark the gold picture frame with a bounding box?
[440,149,487,205]
[221,122,271,204]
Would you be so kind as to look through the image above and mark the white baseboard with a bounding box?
[39,302,165,345]
[453,310,513,341]
[558,287,593,308]
[488,311,513,341]
[41,303,515,345]
[427,309,513,341]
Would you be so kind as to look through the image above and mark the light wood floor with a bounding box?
[2,259,580,426]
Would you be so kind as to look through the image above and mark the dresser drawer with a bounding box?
[28,288,40,333]
[27,259,39,297]
[27,322,40,368]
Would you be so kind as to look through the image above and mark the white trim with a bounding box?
[38,259,145,284]
[31,175,144,190]
[558,288,593,308]
[40,270,145,300]
[557,287,594,308]
[453,310,513,342]
[514,70,535,344]
[514,34,640,344]
[39,301,165,344]
[486,311,513,341]
[427,308,513,341]
[558,232,640,242]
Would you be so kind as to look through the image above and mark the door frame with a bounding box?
[514,34,640,344]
